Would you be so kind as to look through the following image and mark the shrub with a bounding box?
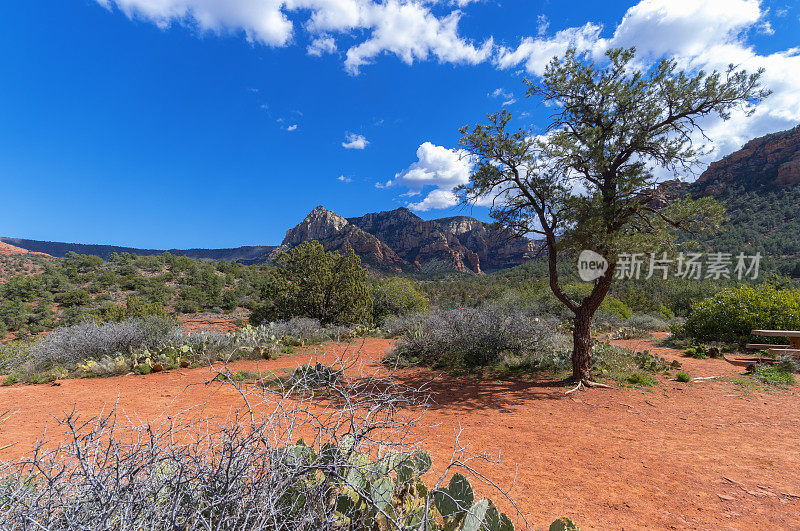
[0,340,33,375]
[390,305,566,369]
[88,296,168,323]
[253,242,372,325]
[626,313,671,332]
[287,363,342,389]
[675,371,691,382]
[598,295,632,320]
[684,284,800,343]
[1,373,19,386]
[53,289,91,307]
[25,317,177,372]
[265,317,339,345]
[372,277,428,325]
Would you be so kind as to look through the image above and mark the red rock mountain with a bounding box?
[693,125,800,195]
[273,206,537,273]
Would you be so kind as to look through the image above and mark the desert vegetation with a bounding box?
[1,346,574,529]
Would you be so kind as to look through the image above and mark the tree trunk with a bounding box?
[572,308,593,383]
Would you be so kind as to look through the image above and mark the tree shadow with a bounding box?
[392,369,571,413]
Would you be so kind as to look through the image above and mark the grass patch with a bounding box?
[624,373,659,387]
[748,363,796,386]
[1,373,20,386]
[675,371,691,383]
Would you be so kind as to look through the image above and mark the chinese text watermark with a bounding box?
[578,251,762,281]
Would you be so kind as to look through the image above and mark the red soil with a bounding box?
[177,314,242,333]
[0,242,49,257]
[1,336,798,529]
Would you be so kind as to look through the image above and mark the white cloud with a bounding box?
[342,132,369,149]
[608,0,760,59]
[407,189,458,211]
[495,0,800,171]
[495,22,605,75]
[95,0,492,74]
[387,142,474,211]
[536,14,549,36]
[340,3,493,74]
[95,0,292,45]
[338,175,352,183]
[285,124,298,131]
[489,87,516,106]
[307,34,337,56]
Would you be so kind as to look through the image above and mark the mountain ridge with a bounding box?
[1,207,537,273]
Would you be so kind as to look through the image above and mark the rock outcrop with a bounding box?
[694,125,800,195]
[271,206,406,271]
[275,206,537,273]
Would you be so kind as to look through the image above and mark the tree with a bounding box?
[252,241,372,325]
[458,47,769,390]
[371,276,428,325]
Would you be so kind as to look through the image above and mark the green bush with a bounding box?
[598,295,632,320]
[253,241,372,325]
[54,289,91,307]
[89,296,168,323]
[684,284,800,343]
[2,373,19,386]
[372,277,428,324]
[675,371,691,382]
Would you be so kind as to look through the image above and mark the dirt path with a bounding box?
[1,336,798,529]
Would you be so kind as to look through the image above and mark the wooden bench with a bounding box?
[747,330,800,360]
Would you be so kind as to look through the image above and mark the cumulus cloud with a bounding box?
[339,3,493,74]
[342,132,369,149]
[307,34,337,56]
[285,124,298,131]
[385,142,474,211]
[94,0,491,74]
[495,22,605,76]
[407,189,458,211]
[94,0,292,45]
[495,0,800,170]
[338,175,352,183]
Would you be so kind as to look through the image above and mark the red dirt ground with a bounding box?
[1,336,798,529]
[0,241,48,256]
[176,314,242,333]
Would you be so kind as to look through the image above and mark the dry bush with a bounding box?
[0,344,544,530]
[388,305,567,369]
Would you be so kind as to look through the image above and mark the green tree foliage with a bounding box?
[252,241,372,325]
[89,296,168,323]
[0,250,270,336]
[684,284,800,343]
[53,289,91,307]
[458,47,767,386]
[372,277,428,324]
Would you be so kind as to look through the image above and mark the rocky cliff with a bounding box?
[693,125,800,195]
[271,206,407,271]
[275,206,536,273]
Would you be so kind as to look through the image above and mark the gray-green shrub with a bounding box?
[390,305,566,369]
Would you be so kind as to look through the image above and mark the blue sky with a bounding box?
[1,0,798,248]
